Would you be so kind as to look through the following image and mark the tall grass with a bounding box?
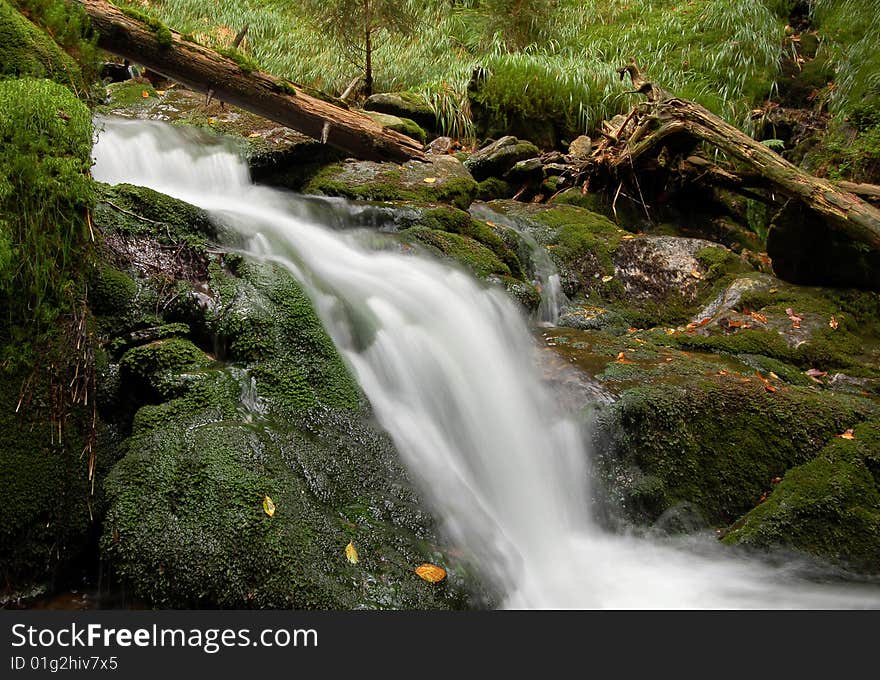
[119,0,792,138]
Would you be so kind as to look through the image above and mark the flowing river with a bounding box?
[92,117,880,609]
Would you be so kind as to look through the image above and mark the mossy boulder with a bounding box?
[400,226,511,279]
[119,338,212,402]
[593,378,880,529]
[362,110,427,144]
[94,182,218,245]
[0,0,82,86]
[103,368,476,609]
[0,356,116,593]
[303,156,478,210]
[364,92,437,131]
[463,136,540,181]
[722,420,880,574]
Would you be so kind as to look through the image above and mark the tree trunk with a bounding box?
[74,0,425,163]
[613,63,880,253]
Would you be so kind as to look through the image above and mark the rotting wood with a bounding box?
[74,0,426,163]
[602,61,880,250]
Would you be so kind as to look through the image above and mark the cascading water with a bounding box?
[92,116,880,609]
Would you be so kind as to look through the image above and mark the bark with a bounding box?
[613,64,880,251]
[75,0,425,163]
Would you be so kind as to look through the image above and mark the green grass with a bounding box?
[117,0,791,140]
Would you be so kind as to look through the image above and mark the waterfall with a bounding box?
[92,116,880,609]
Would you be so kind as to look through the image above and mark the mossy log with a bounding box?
[599,62,880,250]
[72,0,426,163]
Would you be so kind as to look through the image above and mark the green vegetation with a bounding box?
[119,0,791,140]
[0,77,93,357]
[722,419,880,573]
[595,378,879,527]
[0,0,83,85]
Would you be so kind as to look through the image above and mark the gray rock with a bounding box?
[568,135,592,159]
[691,274,774,324]
[613,236,727,303]
[362,110,426,144]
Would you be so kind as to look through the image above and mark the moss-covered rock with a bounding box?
[94,182,218,245]
[103,369,476,609]
[303,156,478,210]
[400,226,511,279]
[362,110,427,144]
[364,91,437,131]
[593,377,879,528]
[119,338,212,402]
[463,136,540,181]
[722,420,880,574]
[0,0,82,86]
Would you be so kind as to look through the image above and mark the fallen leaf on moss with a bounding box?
[690,269,703,280]
[415,564,446,583]
[262,495,275,517]
[615,351,635,364]
[345,541,359,564]
[141,90,150,98]
[829,316,839,330]
[750,312,767,323]
[423,177,437,184]
[836,429,855,440]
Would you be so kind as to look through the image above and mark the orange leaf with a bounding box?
[141,90,150,98]
[415,563,446,583]
[764,383,777,393]
[717,370,728,376]
[836,429,855,440]
[829,316,839,330]
[615,351,634,364]
[750,312,767,323]
[690,269,704,280]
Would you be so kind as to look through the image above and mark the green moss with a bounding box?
[89,264,136,318]
[119,338,211,401]
[0,77,92,345]
[594,378,879,527]
[416,206,525,279]
[0,347,116,589]
[102,80,157,108]
[363,110,427,144]
[304,161,478,211]
[117,4,172,49]
[93,182,217,246]
[722,420,880,574]
[217,46,259,74]
[103,378,473,609]
[401,226,510,279]
[695,246,742,281]
[0,0,82,85]
[476,177,513,200]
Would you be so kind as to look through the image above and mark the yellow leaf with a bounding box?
[155,90,166,96]
[690,269,704,280]
[262,495,275,517]
[415,563,446,583]
[141,90,150,98]
[837,429,855,440]
[622,234,636,240]
[248,132,262,138]
[601,275,613,283]
[829,315,839,330]
[208,117,216,124]
[345,541,359,564]
[423,177,437,184]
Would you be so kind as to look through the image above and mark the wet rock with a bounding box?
[464,136,540,181]
[721,419,880,575]
[691,275,775,323]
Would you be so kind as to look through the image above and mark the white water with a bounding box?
[92,117,880,609]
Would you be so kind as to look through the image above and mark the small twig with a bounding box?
[232,24,249,48]
[106,200,164,225]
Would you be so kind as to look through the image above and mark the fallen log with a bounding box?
[611,62,880,250]
[73,0,426,163]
